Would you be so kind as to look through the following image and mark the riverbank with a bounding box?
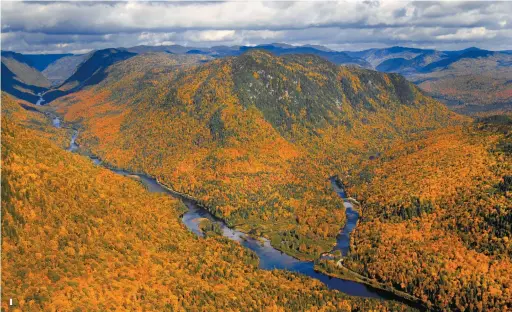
[322,177,429,310]
[113,160,425,308]
[314,260,428,310]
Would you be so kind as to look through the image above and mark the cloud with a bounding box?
[185,30,237,42]
[1,1,511,53]
[436,27,497,41]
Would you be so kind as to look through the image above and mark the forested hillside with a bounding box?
[51,50,460,260]
[1,94,414,311]
[321,118,511,310]
[42,49,137,102]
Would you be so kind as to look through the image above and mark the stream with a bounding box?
[59,117,418,306]
[36,92,45,106]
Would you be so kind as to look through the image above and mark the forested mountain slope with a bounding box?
[51,50,460,260]
[317,117,512,310]
[1,51,50,88]
[42,49,137,102]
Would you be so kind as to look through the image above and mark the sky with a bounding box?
[1,1,511,54]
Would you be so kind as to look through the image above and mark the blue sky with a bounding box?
[2,1,511,54]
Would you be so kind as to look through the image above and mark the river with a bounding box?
[36,92,45,106]
[59,117,418,306]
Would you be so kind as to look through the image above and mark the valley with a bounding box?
[2,93,417,311]
[53,115,419,306]
[48,50,460,261]
[4,1,512,310]
[2,45,511,311]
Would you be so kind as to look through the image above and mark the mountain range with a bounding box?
[3,92,416,311]
[349,46,511,114]
[2,43,510,114]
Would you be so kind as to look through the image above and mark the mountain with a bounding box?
[347,46,495,71]
[350,46,512,114]
[1,51,51,103]
[347,46,435,68]
[19,53,72,71]
[43,48,137,102]
[375,50,449,73]
[240,44,370,67]
[42,54,89,86]
[410,51,512,115]
[50,50,459,261]
[124,44,193,54]
[122,43,370,67]
[2,93,411,311]
[1,51,50,88]
[419,48,495,72]
[302,44,335,52]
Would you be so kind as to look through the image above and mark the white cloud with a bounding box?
[184,30,237,42]
[436,27,497,41]
[1,1,511,53]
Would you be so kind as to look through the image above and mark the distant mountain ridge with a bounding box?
[346,46,511,114]
[121,43,371,67]
[43,48,137,102]
[1,51,51,102]
[18,53,72,71]
[42,54,89,86]
[1,43,510,114]
[370,47,497,74]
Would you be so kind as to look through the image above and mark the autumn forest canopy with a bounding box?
[1,47,511,311]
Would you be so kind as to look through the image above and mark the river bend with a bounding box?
[58,117,418,306]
